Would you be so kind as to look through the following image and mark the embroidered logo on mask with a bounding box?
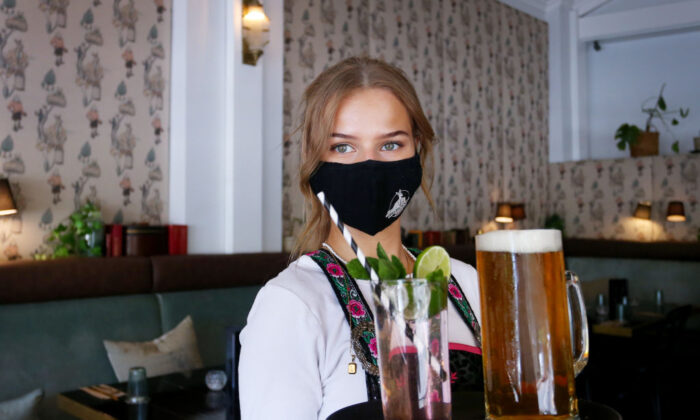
[386,189,410,219]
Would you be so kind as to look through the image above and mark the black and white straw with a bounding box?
[317,191,380,284]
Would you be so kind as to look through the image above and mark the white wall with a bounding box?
[169,0,283,253]
[588,0,690,16]
[587,29,700,159]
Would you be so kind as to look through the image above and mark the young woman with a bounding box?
[239,57,482,420]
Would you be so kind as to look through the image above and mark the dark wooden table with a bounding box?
[57,367,232,420]
[590,303,676,338]
[327,392,622,420]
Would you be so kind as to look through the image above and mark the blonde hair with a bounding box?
[292,56,436,258]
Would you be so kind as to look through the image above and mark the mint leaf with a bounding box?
[367,257,379,274]
[347,259,370,279]
[377,242,389,262]
[391,255,406,279]
[378,258,399,280]
[426,268,445,283]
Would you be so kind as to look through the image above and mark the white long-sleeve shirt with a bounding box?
[239,255,481,420]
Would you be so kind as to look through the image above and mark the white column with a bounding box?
[262,0,284,252]
[547,0,588,162]
[169,0,283,254]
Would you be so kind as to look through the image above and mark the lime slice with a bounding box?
[414,246,451,317]
[414,246,451,279]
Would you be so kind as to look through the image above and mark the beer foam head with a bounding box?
[476,229,562,253]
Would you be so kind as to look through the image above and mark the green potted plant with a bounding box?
[615,83,690,156]
[544,214,566,237]
[48,201,105,257]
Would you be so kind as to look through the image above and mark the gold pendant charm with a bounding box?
[348,355,357,374]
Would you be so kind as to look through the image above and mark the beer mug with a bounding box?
[475,229,589,419]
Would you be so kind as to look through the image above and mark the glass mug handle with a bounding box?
[566,271,589,376]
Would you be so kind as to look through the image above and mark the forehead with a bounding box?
[333,88,412,133]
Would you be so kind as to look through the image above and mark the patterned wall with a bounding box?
[550,155,700,242]
[0,0,170,261]
[282,0,550,246]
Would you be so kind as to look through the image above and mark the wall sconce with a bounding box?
[242,0,270,66]
[495,203,513,224]
[511,203,526,221]
[0,178,18,216]
[633,201,651,220]
[666,201,686,222]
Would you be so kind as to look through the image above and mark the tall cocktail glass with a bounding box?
[373,278,451,420]
[475,229,588,419]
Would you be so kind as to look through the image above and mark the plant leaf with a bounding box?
[367,257,379,274]
[680,108,689,118]
[657,96,666,111]
[347,259,370,279]
[426,268,445,283]
[391,255,407,279]
[376,242,389,262]
[378,258,399,280]
[617,141,626,151]
[671,118,679,126]
[672,141,679,154]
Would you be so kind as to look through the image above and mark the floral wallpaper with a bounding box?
[282,0,550,247]
[0,0,170,261]
[550,154,700,242]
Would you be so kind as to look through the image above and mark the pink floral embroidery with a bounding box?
[448,283,463,299]
[450,372,457,384]
[429,390,440,402]
[307,250,321,257]
[326,263,344,278]
[369,337,378,358]
[347,300,366,318]
[430,338,440,355]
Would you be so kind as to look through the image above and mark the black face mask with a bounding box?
[309,154,422,236]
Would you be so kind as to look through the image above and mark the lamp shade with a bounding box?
[495,202,513,224]
[0,179,17,216]
[633,202,651,220]
[242,1,270,65]
[511,203,526,220]
[666,201,685,222]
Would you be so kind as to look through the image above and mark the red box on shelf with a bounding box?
[423,231,442,247]
[168,225,188,255]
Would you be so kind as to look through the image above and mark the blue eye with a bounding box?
[381,142,400,151]
[332,144,353,154]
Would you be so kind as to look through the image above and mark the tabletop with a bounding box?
[327,392,622,420]
[589,303,674,338]
[57,367,231,420]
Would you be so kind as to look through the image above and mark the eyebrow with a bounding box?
[330,130,411,139]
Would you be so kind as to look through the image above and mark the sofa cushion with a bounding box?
[104,315,203,381]
[0,294,162,419]
[0,388,42,420]
[156,286,262,366]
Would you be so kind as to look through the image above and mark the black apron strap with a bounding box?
[306,249,381,400]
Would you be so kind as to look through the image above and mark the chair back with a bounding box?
[226,326,243,420]
[660,305,692,353]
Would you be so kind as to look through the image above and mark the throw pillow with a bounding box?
[103,315,204,382]
[0,388,42,420]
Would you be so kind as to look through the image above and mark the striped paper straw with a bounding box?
[316,191,380,284]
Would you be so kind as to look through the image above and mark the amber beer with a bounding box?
[476,230,580,419]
